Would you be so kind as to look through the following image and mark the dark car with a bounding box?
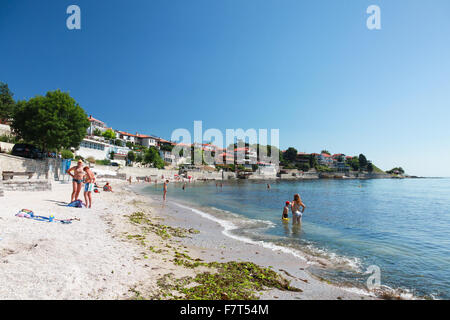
[111,162,119,167]
[11,144,44,159]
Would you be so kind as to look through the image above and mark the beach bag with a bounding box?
[67,200,84,208]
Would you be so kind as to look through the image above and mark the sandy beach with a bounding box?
[0,179,374,300]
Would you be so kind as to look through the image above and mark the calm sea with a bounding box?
[141,178,450,299]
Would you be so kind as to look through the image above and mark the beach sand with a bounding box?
[0,179,374,300]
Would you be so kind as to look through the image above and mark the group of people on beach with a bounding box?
[282,194,306,224]
[66,159,113,208]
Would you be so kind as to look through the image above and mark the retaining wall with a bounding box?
[2,180,52,192]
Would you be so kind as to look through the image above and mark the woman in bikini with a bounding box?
[291,193,306,224]
[67,159,85,203]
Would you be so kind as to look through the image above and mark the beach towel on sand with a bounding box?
[66,200,85,208]
[16,209,79,224]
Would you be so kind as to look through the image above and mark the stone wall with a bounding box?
[2,180,52,192]
[0,153,51,179]
[0,142,14,153]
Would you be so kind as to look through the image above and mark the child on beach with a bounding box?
[282,201,290,220]
[291,194,306,224]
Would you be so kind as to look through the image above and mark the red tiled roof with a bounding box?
[88,116,104,124]
[117,130,137,137]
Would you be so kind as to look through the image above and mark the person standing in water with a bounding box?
[182,182,187,191]
[67,159,85,203]
[291,193,306,224]
[163,180,169,200]
[267,183,271,190]
[282,201,290,220]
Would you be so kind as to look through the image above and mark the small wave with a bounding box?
[173,202,309,261]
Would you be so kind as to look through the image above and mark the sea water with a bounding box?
[141,178,450,299]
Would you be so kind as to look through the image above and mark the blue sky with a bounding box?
[1,0,449,176]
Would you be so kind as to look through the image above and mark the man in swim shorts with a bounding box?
[67,159,85,203]
[83,166,96,208]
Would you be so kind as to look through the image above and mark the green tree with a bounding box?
[296,163,310,172]
[283,147,298,163]
[321,150,331,155]
[144,147,165,168]
[348,157,359,171]
[12,90,90,152]
[93,128,102,136]
[60,149,74,159]
[136,153,143,163]
[387,167,405,175]
[359,154,368,171]
[309,154,318,169]
[0,82,16,121]
[109,151,115,160]
[102,129,116,140]
[127,151,136,162]
[367,162,374,173]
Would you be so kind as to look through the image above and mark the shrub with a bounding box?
[95,159,111,166]
[296,163,310,172]
[60,149,74,159]
[86,156,96,164]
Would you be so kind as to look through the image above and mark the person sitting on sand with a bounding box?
[103,182,113,192]
[291,194,306,224]
[282,201,290,220]
[67,159,85,203]
[83,166,96,209]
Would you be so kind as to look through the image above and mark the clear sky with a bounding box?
[1,0,449,176]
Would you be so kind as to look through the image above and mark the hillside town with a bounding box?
[1,110,397,180]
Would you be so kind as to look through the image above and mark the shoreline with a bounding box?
[129,183,379,300]
[1,179,377,300]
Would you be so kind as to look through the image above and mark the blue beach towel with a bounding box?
[15,209,76,224]
[66,200,85,208]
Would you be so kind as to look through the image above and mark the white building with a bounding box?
[136,134,158,148]
[87,115,108,136]
[76,138,130,165]
[116,131,137,144]
[256,162,278,176]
